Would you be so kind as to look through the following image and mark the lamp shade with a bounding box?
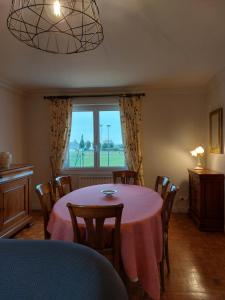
[190,146,204,157]
[190,149,197,157]
[195,146,204,154]
[7,0,104,54]
[190,146,205,169]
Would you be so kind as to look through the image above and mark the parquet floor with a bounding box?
[14,212,225,300]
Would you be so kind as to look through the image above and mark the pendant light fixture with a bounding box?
[7,0,104,54]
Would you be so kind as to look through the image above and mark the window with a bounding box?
[64,104,125,170]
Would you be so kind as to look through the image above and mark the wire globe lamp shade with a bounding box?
[7,0,104,54]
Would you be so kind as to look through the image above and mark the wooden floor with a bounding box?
[14,212,225,300]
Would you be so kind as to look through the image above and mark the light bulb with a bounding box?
[195,146,204,154]
[190,150,197,157]
[53,0,61,17]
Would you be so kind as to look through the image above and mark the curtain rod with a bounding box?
[44,93,145,100]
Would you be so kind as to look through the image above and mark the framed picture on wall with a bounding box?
[209,108,223,154]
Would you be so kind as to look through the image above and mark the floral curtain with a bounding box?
[119,96,144,185]
[50,99,72,174]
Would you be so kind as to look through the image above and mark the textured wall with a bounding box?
[0,85,25,163]
[142,89,207,212]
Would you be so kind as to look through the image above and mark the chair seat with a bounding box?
[0,240,128,300]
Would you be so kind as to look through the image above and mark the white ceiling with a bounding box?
[1,0,225,90]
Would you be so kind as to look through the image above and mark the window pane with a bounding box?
[67,111,94,168]
[99,111,125,167]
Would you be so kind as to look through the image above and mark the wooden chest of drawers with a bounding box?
[188,169,224,231]
[0,164,33,238]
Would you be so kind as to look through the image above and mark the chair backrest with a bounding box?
[49,156,57,180]
[49,156,59,195]
[161,184,178,233]
[155,176,170,199]
[35,182,55,239]
[67,203,124,271]
[112,170,138,185]
[55,175,73,198]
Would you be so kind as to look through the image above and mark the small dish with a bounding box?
[101,189,117,197]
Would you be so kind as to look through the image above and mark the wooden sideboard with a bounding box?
[0,164,33,238]
[188,168,224,232]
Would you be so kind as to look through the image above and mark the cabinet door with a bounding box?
[203,179,224,219]
[1,178,29,230]
[190,174,201,216]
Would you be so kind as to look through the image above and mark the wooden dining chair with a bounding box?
[55,175,73,198]
[155,176,170,200]
[67,203,124,272]
[160,183,179,291]
[49,156,57,182]
[35,182,56,239]
[112,170,138,185]
[49,156,60,197]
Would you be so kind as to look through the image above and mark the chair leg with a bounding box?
[160,260,165,292]
[44,223,51,240]
[165,239,170,274]
[45,230,51,240]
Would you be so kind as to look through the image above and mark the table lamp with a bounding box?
[190,146,204,169]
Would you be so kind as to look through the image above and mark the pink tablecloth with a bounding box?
[48,184,163,300]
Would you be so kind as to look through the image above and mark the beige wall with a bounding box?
[142,89,207,212]
[207,72,225,171]
[25,89,207,211]
[24,94,51,208]
[0,85,25,163]
[206,71,225,230]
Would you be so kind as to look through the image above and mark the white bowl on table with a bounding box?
[101,189,117,197]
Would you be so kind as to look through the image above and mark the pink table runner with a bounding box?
[48,184,163,300]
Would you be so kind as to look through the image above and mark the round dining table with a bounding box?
[47,183,163,300]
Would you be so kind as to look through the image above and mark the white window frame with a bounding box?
[63,102,127,174]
